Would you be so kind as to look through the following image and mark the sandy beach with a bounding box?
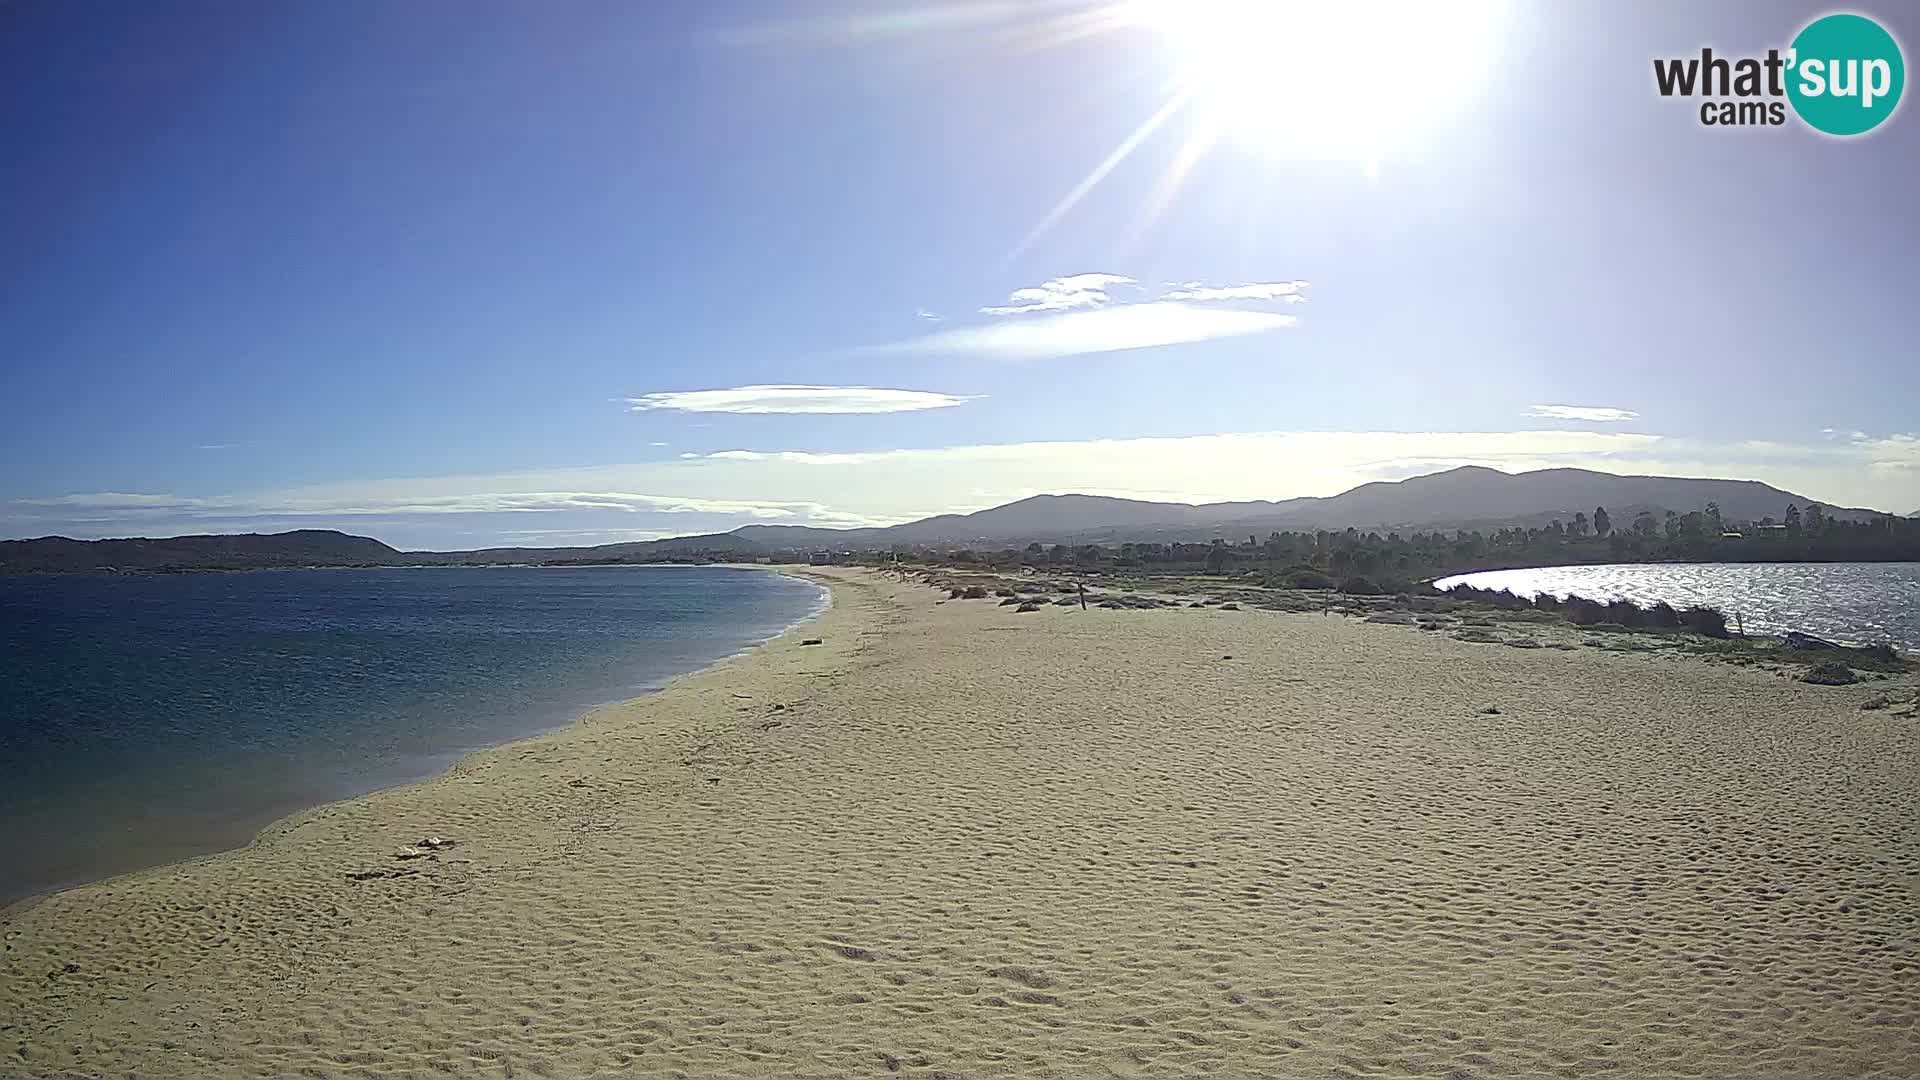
[4,565,1917,1078]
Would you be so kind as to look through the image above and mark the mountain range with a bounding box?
[0,530,404,573]
[714,465,1877,552]
[0,466,1885,572]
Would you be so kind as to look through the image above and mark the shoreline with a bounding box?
[0,564,834,918]
[6,566,1915,1077]
[1434,560,1919,651]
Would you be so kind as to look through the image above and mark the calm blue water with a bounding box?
[0,566,824,907]
[1435,562,1919,650]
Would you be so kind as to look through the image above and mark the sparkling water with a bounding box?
[1435,562,1919,650]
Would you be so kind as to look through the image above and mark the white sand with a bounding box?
[4,567,1917,1078]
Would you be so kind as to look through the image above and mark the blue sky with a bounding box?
[3,0,1916,548]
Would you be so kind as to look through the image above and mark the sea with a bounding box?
[1434,561,1919,650]
[0,565,825,908]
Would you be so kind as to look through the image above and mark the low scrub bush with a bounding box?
[1679,605,1729,638]
[1563,595,1608,625]
[1802,660,1856,685]
[1442,584,1731,639]
[1860,642,1900,664]
[1605,599,1647,627]
[1278,568,1336,590]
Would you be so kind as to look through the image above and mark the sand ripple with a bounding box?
[5,569,1917,1077]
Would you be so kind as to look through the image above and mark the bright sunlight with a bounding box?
[1127,0,1504,161]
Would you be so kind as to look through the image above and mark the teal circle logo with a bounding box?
[1787,13,1905,136]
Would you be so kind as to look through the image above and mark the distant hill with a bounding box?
[721,467,1879,550]
[0,529,401,573]
[407,532,760,565]
[726,494,1223,551]
[1175,466,1877,539]
[4,467,1888,571]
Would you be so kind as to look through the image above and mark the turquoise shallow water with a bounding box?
[0,565,824,906]
[1435,561,1919,650]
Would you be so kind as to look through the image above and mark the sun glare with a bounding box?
[1127,0,1502,162]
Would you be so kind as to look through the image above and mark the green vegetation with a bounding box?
[1440,582,1730,637]
[878,501,1919,584]
[907,559,1912,682]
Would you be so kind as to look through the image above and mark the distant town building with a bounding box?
[808,551,834,565]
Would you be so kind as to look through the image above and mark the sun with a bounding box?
[1125,0,1503,163]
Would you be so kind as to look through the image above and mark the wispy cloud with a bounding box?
[15,428,1913,546]
[915,308,943,322]
[980,273,1137,315]
[704,449,884,464]
[491,527,683,545]
[885,273,1309,359]
[1527,404,1640,422]
[877,301,1296,360]
[13,489,891,527]
[1859,433,1920,472]
[626,384,977,415]
[1161,280,1308,303]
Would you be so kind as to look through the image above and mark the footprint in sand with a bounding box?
[820,941,875,961]
[987,964,1057,989]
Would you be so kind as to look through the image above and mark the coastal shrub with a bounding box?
[1562,595,1608,625]
[1337,575,1384,595]
[1679,605,1730,638]
[1802,660,1857,685]
[1605,598,1647,627]
[1442,583,1731,640]
[1281,568,1337,590]
[948,587,965,598]
[1860,642,1900,665]
[960,585,989,599]
[1444,585,1531,611]
[994,588,1017,597]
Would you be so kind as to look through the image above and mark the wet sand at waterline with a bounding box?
[5,567,1917,1078]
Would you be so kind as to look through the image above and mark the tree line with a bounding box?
[919,501,1919,583]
